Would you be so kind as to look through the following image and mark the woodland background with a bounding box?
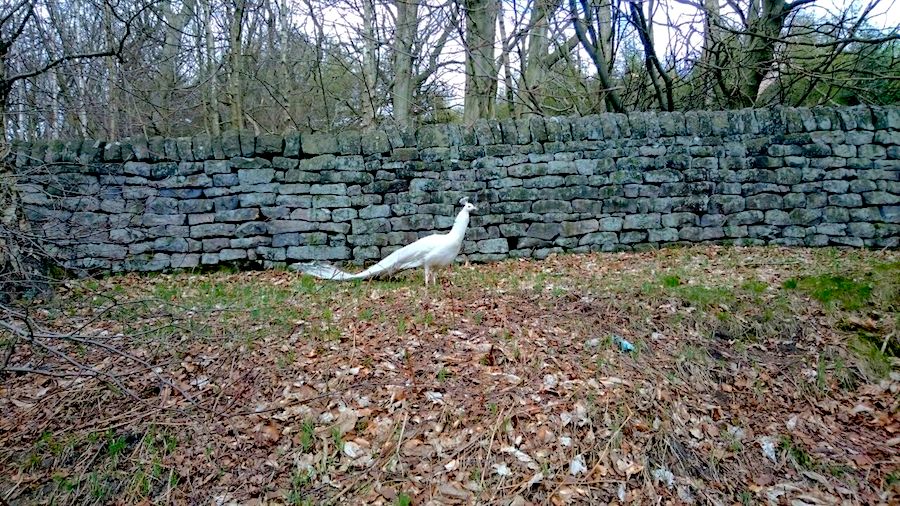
[0,0,898,142]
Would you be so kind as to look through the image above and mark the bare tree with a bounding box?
[0,1,153,139]
[569,0,624,112]
[463,0,499,123]
[625,0,674,111]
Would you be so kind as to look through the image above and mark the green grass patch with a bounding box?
[299,420,315,452]
[662,274,682,288]
[741,280,768,295]
[779,435,814,470]
[849,336,892,380]
[785,275,873,311]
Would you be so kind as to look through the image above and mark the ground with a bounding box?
[0,246,898,505]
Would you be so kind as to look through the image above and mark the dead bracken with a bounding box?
[1,246,898,505]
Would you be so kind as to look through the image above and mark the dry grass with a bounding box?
[1,245,898,505]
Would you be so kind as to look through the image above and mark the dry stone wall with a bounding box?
[8,105,900,272]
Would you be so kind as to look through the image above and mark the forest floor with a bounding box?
[1,246,898,505]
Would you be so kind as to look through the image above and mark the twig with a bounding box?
[0,317,197,408]
[394,409,410,467]
[3,366,88,377]
[22,328,143,402]
[881,332,893,354]
[480,407,507,489]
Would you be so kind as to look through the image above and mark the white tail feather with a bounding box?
[296,262,361,280]
[296,252,404,281]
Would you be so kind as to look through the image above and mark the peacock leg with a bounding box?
[424,266,431,286]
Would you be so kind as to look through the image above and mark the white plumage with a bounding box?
[297,198,478,285]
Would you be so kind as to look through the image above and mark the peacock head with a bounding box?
[459,197,478,213]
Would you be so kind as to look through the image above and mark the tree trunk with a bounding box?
[698,0,721,107]
[152,1,194,135]
[204,1,222,135]
[228,0,246,130]
[628,0,674,111]
[277,0,294,130]
[103,2,119,139]
[732,0,802,107]
[497,9,516,116]
[358,0,379,128]
[463,0,499,124]
[0,153,42,301]
[570,0,624,113]
[392,0,418,129]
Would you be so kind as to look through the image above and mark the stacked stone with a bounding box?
[9,105,899,272]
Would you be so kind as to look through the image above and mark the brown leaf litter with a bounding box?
[0,246,898,505]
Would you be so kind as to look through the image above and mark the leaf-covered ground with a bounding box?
[1,246,898,505]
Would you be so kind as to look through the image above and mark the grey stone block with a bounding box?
[153,237,190,253]
[234,222,268,237]
[727,210,764,226]
[533,200,572,213]
[709,195,745,214]
[863,191,899,205]
[390,215,434,231]
[830,236,864,247]
[239,129,255,156]
[188,213,215,225]
[645,169,681,183]
[816,223,847,236]
[302,132,339,154]
[237,168,275,185]
[623,213,661,229]
[239,193,276,207]
[561,219,599,236]
[204,160,232,175]
[191,223,236,238]
[662,212,698,227]
[679,227,724,241]
[620,230,648,243]
[272,233,302,247]
[527,222,561,240]
[179,199,214,214]
[218,249,248,261]
[267,220,316,234]
[291,208,332,221]
[789,208,822,225]
[286,246,350,260]
[746,193,783,210]
[846,222,875,237]
[351,219,390,235]
[822,180,849,193]
[649,228,679,242]
[143,213,184,226]
[700,214,727,227]
[827,194,862,207]
[332,208,358,222]
[124,161,153,177]
[724,225,749,238]
[356,204,389,219]
[222,130,241,157]
[477,238,509,254]
[574,230,614,246]
[313,195,352,208]
[764,210,791,226]
[170,254,200,269]
[776,167,802,185]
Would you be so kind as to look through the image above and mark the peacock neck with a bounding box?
[448,209,470,241]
